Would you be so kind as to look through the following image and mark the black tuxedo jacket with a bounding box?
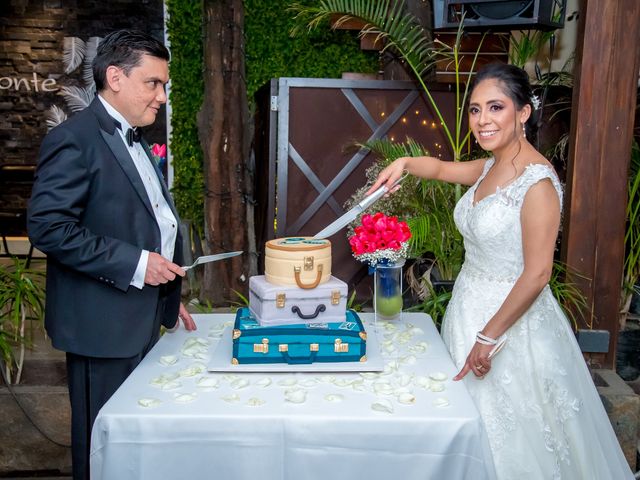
[28,97,183,358]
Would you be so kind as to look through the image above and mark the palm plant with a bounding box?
[622,139,640,315]
[291,0,485,202]
[549,261,590,331]
[0,257,46,384]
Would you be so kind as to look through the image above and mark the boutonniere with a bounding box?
[150,143,167,165]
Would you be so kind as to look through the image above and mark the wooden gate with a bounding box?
[254,78,460,295]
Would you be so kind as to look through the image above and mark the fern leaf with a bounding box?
[45,104,67,130]
[63,37,86,74]
[59,85,93,112]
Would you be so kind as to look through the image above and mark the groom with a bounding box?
[28,30,196,479]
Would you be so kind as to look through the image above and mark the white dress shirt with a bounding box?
[98,95,178,289]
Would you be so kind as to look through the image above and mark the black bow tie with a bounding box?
[126,127,142,147]
[113,119,142,147]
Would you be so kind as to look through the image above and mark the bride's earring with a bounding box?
[521,122,526,139]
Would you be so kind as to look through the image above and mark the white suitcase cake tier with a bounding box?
[249,275,347,326]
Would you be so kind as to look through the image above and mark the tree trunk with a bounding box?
[198,0,255,305]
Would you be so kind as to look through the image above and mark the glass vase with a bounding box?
[374,259,405,321]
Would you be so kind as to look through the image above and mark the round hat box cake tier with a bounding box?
[264,237,331,289]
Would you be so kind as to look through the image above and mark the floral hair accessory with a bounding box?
[530,95,541,111]
[348,212,411,267]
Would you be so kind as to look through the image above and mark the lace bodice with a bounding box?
[453,159,563,281]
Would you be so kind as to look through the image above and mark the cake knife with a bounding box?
[182,251,243,271]
[313,171,408,240]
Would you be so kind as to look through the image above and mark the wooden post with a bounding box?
[562,0,640,368]
[198,0,255,304]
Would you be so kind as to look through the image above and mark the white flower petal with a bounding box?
[174,393,197,404]
[230,378,250,390]
[255,377,272,388]
[429,372,448,382]
[284,389,307,404]
[196,377,219,389]
[179,363,207,377]
[398,392,416,405]
[277,378,297,387]
[161,381,182,391]
[221,393,240,403]
[138,398,162,408]
[432,397,450,407]
[371,399,394,413]
[399,355,417,365]
[332,378,353,388]
[430,382,446,392]
[414,376,432,389]
[246,397,265,406]
[324,393,344,403]
[373,382,394,395]
[159,355,178,366]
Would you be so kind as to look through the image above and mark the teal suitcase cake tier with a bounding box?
[232,307,367,365]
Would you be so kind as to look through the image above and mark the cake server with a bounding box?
[313,171,408,239]
[182,251,243,271]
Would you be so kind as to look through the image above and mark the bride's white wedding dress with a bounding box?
[441,159,633,479]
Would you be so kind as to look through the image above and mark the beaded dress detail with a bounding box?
[441,158,633,479]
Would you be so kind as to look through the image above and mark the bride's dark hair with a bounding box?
[470,63,538,141]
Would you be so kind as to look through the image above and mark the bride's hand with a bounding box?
[453,342,493,381]
[365,157,409,196]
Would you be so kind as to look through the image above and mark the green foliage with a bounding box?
[245,0,378,103]
[165,0,205,232]
[165,0,377,233]
[548,261,590,331]
[406,284,452,329]
[624,139,640,296]
[349,138,465,281]
[0,258,46,383]
[508,30,556,68]
[291,1,484,168]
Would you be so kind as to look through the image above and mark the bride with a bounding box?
[367,63,633,479]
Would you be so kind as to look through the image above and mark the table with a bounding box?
[90,313,496,480]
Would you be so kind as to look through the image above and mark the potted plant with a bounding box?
[0,256,46,384]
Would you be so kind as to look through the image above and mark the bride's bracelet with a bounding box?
[476,332,498,346]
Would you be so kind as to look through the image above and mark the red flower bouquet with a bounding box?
[348,212,411,267]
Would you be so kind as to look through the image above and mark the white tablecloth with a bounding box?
[90,313,496,480]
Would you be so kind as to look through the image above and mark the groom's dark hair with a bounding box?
[93,30,170,91]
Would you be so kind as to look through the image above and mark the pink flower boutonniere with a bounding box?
[150,143,167,164]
